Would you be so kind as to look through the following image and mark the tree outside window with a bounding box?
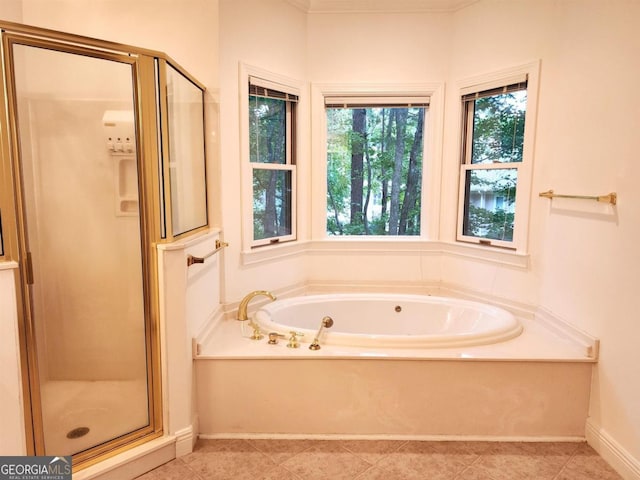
[249,83,297,246]
[459,83,527,246]
[325,102,427,236]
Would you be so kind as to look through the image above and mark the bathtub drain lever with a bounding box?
[309,316,333,350]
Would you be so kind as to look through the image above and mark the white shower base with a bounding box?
[41,379,149,456]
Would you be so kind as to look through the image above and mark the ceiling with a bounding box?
[284,0,479,13]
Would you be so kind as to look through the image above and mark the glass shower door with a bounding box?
[9,40,152,457]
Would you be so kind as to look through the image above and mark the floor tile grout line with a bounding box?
[271,441,376,480]
[178,456,209,480]
[452,450,495,480]
[339,439,410,466]
[233,437,282,469]
[269,461,305,480]
[244,437,306,466]
[550,442,584,480]
[352,462,383,480]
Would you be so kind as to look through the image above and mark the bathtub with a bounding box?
[196,292,596,438]
[254,293,523,348]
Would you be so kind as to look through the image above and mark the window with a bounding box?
[457,74,531,250]
[324,96,428,236]
[248,77,297,247]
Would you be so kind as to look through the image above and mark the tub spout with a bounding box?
[237,290,276,321]
[309,316,334,350]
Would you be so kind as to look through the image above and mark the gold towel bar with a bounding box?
[186,239,229,267]
[539,190,617,206]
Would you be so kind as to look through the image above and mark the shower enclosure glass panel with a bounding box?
[165,63,207,236]
[11,44,149,456]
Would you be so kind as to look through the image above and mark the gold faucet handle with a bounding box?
[287,331,304,349]
[267,332,286,345]
[249,322,264,340]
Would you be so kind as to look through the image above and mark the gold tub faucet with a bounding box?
[237,290,277,321]
[237,290,276,340]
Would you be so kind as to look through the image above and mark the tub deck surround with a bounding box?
[194,293,596,439]
[196,359,592,438]
[197,315,593,362]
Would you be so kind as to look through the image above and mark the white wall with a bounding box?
[0,0,22,21]
[19,0,218,89]
[218,0,309,302]
[308,12,451,83]
[449,0,640,471]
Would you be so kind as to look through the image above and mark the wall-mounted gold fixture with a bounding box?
[186,239,229,267]
[539,189,617,205]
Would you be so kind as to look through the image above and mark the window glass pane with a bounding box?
[249,96,286,164]
[471,90,527,164]
[253,169,292,240]
[463,169,517,242]
[326,106,425,236]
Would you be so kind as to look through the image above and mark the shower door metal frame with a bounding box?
[0,21,167,470]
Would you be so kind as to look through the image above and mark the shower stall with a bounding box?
[0,21,207,469]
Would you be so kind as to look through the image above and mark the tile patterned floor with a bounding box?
[136,439,623,480]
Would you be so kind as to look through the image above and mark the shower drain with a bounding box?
[66,427,90,439]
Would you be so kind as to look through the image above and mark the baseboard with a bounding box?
[174,425,195,457]
[74,436,175,480]
[586,419,640,480]
[199,432,585,442]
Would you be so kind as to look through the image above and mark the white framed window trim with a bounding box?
[310,82,445,242]
[240,64,303,250]
[455,61,540,254]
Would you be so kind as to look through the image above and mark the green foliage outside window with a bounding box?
[471,91,526,164]
[462,89,526,243]
[253,169,292,240]
[249,96,286,164]
[326,106,425,236]
[249,94,293,242]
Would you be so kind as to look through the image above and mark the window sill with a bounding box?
[310,238,529,269]
[239,238,529,269]
[241,240,309,266]
[439,241,529,269]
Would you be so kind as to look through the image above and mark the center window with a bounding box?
[324,96,428,236]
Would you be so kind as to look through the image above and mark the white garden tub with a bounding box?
[254,293,522,348]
